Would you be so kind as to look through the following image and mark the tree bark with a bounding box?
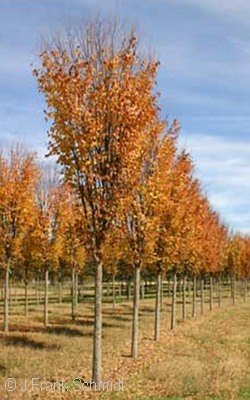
[244,279,247,302]
[25,279,29,317]
[192,275,197,318]
[44,268,49,327]
[118,281,122,299]
[218,276,222,308]
[160,277,164,310]
[92,258,103,383]
[36,276,39,307]
[72,268,76,320]
[112,274,116,307]
[170,271,177,330]
[182,274,187,321]
[154,271,161,341]
[200,277,204,315]
[167,277,171,298]
[4,263,10,333]
[231,274,236,305]
[131,264,140,358]
[75,271,78,313]
[209,275,213,311]
[59,268,62,305]
[127,281,131,301]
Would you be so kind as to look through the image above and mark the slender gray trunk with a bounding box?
[9,277,12,309]
[59,269,62,305]
[75,271,78,311]
[243,279,247,302]
[4,263,10,333]
[182,274,187,321]
[131,264,140,358]
[44,269,49,327]
[25,279,28,317]
[72,268,76,320]
[127,281,131,302]
[36,276,39,307]
[154,271,161,341]
[200,277,204,315]
[160,278,164,310]
[192,275,197,318]
[209,275,213,311]
[218,276,222,308]
[118,282,122,299]
[231,274,236,305]
[14,281,17,304]
[112,274,116,307]
[187,277,191,297]
[170,272,177,330]
[106,282,110,298]
[92,259,103,383]
[168,277,171,297]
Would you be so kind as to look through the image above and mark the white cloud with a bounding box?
[178,132,250,233]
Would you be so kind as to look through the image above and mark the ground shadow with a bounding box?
[108,315,132,323]
[0,363,7,376]
[3,335,60,350]
[46,326,92,337]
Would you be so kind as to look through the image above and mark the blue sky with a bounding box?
[1,0,250,233]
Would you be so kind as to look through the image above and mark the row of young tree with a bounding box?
[1,19,250,383]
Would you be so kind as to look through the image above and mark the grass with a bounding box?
[0,285,249,399]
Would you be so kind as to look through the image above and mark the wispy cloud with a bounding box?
[178,133,250,232]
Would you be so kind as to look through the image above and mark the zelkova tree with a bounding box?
[36,177,69,327]
[144,131,179,340]
[61,191,86,320]
[162,151,196,329]
[16,199,41,317]
[34,20,163,382]
[0,147,39,332]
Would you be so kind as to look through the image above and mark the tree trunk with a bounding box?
[231,274,236,305]
[127,281,131,301]
[168,277,171,297]
[192,275,197,318]
[118,282,122,299]
[72,268,76,321]
[154,271,161,341]
[160,278,164,310]
[112,274,116,307]
[170,271,177,330]
[209,275,213,311]
[44,269,49,327]
[25,279,29,317]
[4,263,10,333]
[218,276,222,308]
[59,268,63,305]
[244,279,247,302]
[75,271,78,313]
[187,277,191,297]
[182,274,187,321]
[36,276,39,307]
[92,258,103,383]
[131,264,140,358]
[200,277,204,315]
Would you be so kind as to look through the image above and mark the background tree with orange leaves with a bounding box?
[0,147,39,332]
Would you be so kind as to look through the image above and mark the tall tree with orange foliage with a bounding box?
[0,147,39,332]
[34,19,163,381]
